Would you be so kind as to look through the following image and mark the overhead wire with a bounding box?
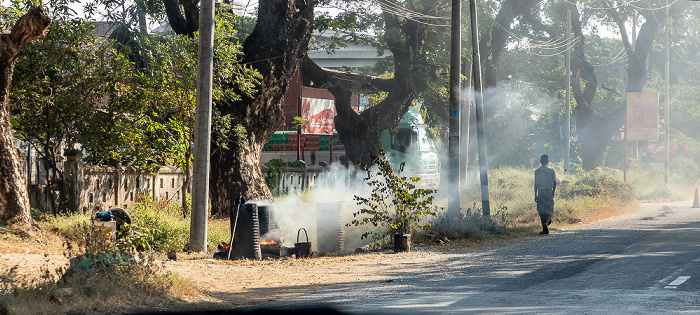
[672,46,700,73]
[558,0,678,12]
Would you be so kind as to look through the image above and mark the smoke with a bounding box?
[254,80,559,249]
[456,82,561,174]
[250,162,375,251]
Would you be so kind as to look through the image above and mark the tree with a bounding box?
[567,1,676,169]
[135,9,258,215]
[208,0,315,213]
[0,4,51,225]
[301,0,439,165]
[11,18,147,213]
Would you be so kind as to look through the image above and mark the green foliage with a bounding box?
[559,168,635,202]
[264,159,283,193]
[39,196,227,252]
[264,159,307,196]
[350,150,442,245]
[125,195,191,252]
[291,117,308,131]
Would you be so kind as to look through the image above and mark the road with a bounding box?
[250,200,700,314]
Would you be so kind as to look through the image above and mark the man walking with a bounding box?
[534,154,556,234]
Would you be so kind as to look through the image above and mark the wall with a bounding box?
[56,151,325,213]
[55,151,188,213]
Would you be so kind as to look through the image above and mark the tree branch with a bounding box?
[162,0,199,36]
[9,5,51,49]
[604,5,633,56]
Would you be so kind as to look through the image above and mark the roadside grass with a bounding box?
[0,249,201,314]
[38,195,230,252]
[427,164,689,243]
[1,195,227,314]
[627,161,699,201]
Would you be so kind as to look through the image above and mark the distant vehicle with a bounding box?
[380,107,440,188]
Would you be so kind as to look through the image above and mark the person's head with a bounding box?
[540,154,549,165]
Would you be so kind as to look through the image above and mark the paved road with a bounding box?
[253,201,700,314]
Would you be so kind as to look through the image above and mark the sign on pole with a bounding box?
[626,92,659,141]
[301,97,335,134]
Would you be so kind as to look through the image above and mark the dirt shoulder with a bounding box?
[160,248,466,310]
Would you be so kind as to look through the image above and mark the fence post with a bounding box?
[63,150,84,213]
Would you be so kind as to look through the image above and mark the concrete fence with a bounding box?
[21,149,327,213]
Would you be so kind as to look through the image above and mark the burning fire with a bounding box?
[260,234,283,245]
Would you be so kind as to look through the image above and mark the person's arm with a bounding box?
[552,170,557,195]
[534,177,539,201]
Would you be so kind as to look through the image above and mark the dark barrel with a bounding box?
[230,203,262,260]
[316,202,344,254]
[258,205,277,237]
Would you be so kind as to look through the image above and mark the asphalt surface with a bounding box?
[246,200,700,314]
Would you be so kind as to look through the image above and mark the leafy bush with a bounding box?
[40,195,229,252]
[560,167,634,202]
[349,150,442,245]
[128,195,190,252]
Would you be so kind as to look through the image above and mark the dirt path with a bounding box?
[162,248,465,309]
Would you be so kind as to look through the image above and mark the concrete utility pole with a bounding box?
[565,10,571,174]
[469,0,490,216]
[447,0,461,217]
[664,0,670,185]
[190,0,215,252]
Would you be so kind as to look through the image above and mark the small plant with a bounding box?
[349,150,442,246]
[291,116,308,131]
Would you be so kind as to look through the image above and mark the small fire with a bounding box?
[260,233,283,245]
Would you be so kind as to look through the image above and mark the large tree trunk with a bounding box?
[571,5,664,170]
[0,5,51,225]
[303,3,435,165]
[209,0,314,215]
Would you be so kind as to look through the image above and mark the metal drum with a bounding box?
[316,202,344,254]
[258,205,277,237]
[230,203,262,260]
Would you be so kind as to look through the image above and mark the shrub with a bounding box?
[349,150,441,245]
[430,202,509,239]
[40,195,229,252]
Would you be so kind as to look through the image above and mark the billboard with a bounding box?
[302,97,335,134]
[626,92,659,141]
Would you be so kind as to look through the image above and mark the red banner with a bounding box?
[302,97,335,134]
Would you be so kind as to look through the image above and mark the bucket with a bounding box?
[294,228,313,258]
[316,202,344,254]
[229,203,262,260]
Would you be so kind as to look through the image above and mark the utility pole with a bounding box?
[469,0,490,216]
[565,10,571,174]
[447,0,461,217]
[190,0,215,252]
[664,0,670,185]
